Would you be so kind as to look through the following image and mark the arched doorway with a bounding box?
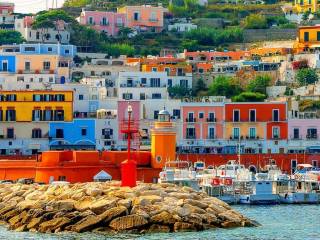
[249,165,257,174]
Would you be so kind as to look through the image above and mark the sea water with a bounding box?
[0,205,319,240]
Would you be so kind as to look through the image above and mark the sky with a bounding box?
[6,0,66,14]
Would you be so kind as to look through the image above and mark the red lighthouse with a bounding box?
[120,104,138,187]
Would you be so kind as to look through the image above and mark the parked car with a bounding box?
[17,178,34,184]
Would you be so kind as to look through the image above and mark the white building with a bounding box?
[168,22,197,32]
[15,18,70,44]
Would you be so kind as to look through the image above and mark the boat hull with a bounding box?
[279,192,320,204]
[239,194,280,205]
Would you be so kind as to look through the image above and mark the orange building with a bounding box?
[294,25,320,53]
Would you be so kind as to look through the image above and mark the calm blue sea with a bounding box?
[0,205,319,240]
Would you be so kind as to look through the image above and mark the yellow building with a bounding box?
[0,90,73,122]
[293,25,320,53]
[294,0,319,13]
[224,122,266,140]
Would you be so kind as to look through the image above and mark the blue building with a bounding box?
[19,43,77,57]
[49,119,96,150]
[0,55,16,73]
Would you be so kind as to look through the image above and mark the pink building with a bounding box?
[118,5,166,32]
[0,2,14,14]
[79,10,126,36]
[181,102,224,141]
[288,119,320,140]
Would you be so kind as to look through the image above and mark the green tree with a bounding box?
[0,30,24,45]
[63,0,91,7]
[243,14,268,29]
[118,27,134,39]
[232,92,266,102]
[168,85,192,98]
[34,10,75,25]
[296,68,318,86]
[208,76,242,98]
[247,75,271,95]
[194,78,207,96]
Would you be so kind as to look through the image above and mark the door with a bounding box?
[2,62,8,71]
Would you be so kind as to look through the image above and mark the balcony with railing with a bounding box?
[186,134,196,139]
[290,135,302,140]
[101,134,113,140]
[306,134,318,140]
[206,117,216,123]
[185,118,196,123]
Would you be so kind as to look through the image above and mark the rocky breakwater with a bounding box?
[0,182,259,234]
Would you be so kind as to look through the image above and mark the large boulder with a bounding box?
[90,198,117,214]
[174,222,197,232]
[150,211,180,225]
[109,215,148,231]
[38,217,71,233]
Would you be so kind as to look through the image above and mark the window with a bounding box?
[173,109,180,119]
[141,78,147,84]
[122,93,132,100]
[55,94,65,101]
[140,93,145,100]
[32,109,42,121]
[150,12,157,21]
[249,127,256,139]
[307,128,317,139]
[272,127,280,139]
[81,128,87,136]
[134,12,140,21]
[152,93,161,99]
[65,49,70,54]
[5,110,16,121]
[233,127,240,139]
[24,47,36,52]
[167,79,172,87]
[102,17,108,25]
[164,68,170,75]
[43,110,53,121]
[272,109,279,122]
[32,129,42,138]
[55,129,64,138]
[0,110,2,121]
[249,109,256,122]
[48,47,52,52]
[54,110,64,121]
[89,17,94,24]
[180,79,188,88]
[43,61,51,70]
[151,67,157,72]
[150,78,160,87]
[36,32,40,39]
[6,94,16,101]
[187,112,194,122]
[304,32,309,42]
[293,128,300,139]
[186,128,196,139]
[199,112,204,119]
[33,94,43,102]
[25,61,31,71]
[7,128,14,139]
[79,94,84,100]
[208,112,215,122]
[102,128,113,138]
[154,110,159,119]
[208,127,215,139]
[291,159,297,174]
[233,110,240,122]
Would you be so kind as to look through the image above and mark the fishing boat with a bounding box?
[236,173,280,205]
[278,164,320,204]
[158,160,199,190]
